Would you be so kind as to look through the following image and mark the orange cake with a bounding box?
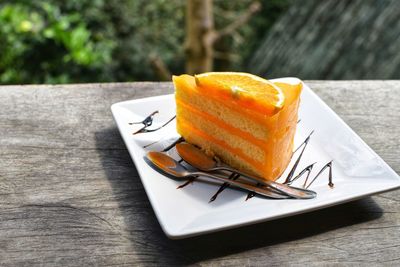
[173,72,302,181]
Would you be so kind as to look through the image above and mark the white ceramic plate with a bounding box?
[111,78,400,239]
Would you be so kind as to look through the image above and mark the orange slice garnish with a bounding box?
[194,72,285,116]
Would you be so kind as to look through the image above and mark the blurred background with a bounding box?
[0,0,399,85]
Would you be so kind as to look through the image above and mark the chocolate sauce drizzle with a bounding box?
[245,183,261,201]
[136,110,335,201]
[282,130,334,189]
[143,136,184,152]
[284,130,314,184]
[130,110,158,127]
[143,139,160,149]
[162,137,184,152]
[209,173,240,203]
[129,110,176,135]
[287,162,316,186]
[305,161,334,189]
[177,177,195,189]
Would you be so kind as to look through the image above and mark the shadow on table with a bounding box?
[95,127,383,265]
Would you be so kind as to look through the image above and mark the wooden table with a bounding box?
[1,81,399,266]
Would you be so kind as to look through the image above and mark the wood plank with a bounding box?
[0,81,399,266]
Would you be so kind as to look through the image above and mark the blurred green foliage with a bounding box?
[0,0,288,84]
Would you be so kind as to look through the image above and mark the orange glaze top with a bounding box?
[194,72,285,116]
[173,74,302,128]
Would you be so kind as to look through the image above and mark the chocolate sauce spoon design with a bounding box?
[146,151,290,199]
[175,143,317,199]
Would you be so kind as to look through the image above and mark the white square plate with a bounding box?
[111,78,400,239]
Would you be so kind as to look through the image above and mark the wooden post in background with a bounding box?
[185,0,215,74]
[184,1,261,75]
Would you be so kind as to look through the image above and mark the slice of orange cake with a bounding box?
[173,72,302,181]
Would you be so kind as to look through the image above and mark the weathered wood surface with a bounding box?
[249,0,400,80]
[0,81,399,266]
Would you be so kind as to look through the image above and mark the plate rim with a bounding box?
[111,78,400,239]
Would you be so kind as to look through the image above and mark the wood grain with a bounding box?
[0,81,399,266]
